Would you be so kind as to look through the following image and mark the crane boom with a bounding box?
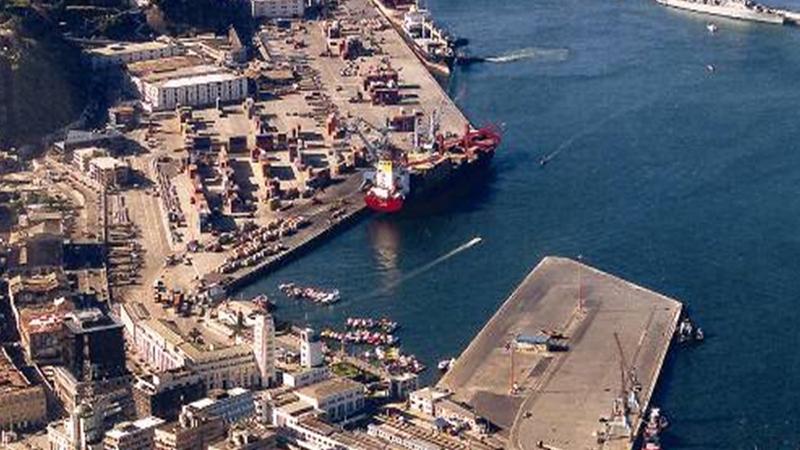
[345,117,392,162]
[613,332,627,395]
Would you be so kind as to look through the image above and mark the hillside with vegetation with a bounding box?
[0,0,253,152]
[148,0,253,37]
[0,4,88,152]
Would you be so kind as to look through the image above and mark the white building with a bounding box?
[86,39,183,70]
[144,71,248,111]
[294,378,365,423]
[282,366,329,389]
[132,319,260,391]
[127,57,248,112]
[253,314,276,387]
[407,387,481,431]
[72,147,108,172]
[251,0,305,18]
[408,387,450,417]
[89,156,130,188]
[299,328,324,369]
[103,416,164,450]
[186,388,255,425]
[133,319,187,372]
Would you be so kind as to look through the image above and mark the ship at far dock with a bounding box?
[371,0,462,81]
[656,0,786,24]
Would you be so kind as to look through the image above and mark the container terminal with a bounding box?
[76,0,503,317]
[437,256,683,450]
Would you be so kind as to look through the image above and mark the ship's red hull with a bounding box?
[364,191,404,213]
[364,125,502,214]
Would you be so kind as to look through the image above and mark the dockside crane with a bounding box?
[345,117,394,163]
[608,332,631,441]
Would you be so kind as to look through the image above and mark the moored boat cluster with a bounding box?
[321,328,398,346]
[345,317,399,332]
[365,346,426,375]
[279,282,341,304]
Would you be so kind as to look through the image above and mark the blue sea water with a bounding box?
[240,1,800,447]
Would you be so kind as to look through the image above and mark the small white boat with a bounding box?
[706,64,716,72]
[319,289,341,304]
[437,358,455,372]
[707,22,719,33]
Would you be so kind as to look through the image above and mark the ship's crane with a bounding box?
[345,117,394,163]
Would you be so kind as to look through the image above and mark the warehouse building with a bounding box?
[127,57,248,112]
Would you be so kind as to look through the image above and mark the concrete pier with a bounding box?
[437,256,682,450]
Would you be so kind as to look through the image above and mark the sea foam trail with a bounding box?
[358,237,483,301]
[484,47,569,64]
[540,95,660,165]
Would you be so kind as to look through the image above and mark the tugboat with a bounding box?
[437,358,456,372]
[676,317,704,343]
[642,407,669,450]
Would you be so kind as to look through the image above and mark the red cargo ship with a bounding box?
[363,124,501,213]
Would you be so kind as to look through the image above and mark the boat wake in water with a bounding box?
[360,237,483,300]
[539,96,660,166]
[484,47,569,64]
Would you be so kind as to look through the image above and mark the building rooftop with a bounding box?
[87,40,177,57]
[208,422,277,450]
[10,219,63,244]
[515,333,551,345]
[140,318,255,364]
[64,308,122,334]
[410,386,450,402]
[0,347,30,395]
[161,71,242,89]
[8,271,66,296]
[275,397,314,417]
[129,59,235,87]
[189,397,217,410]
[295,377,364,402]
[60,129,124,149]
[22,306,69,334]
[73,146,108,159]
[90,156,128,170]
[105,416,165,439]
[126,55,205,78]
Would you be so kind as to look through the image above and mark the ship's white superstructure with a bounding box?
[656,0,785,24]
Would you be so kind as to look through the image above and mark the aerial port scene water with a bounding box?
[3,0,800,448]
